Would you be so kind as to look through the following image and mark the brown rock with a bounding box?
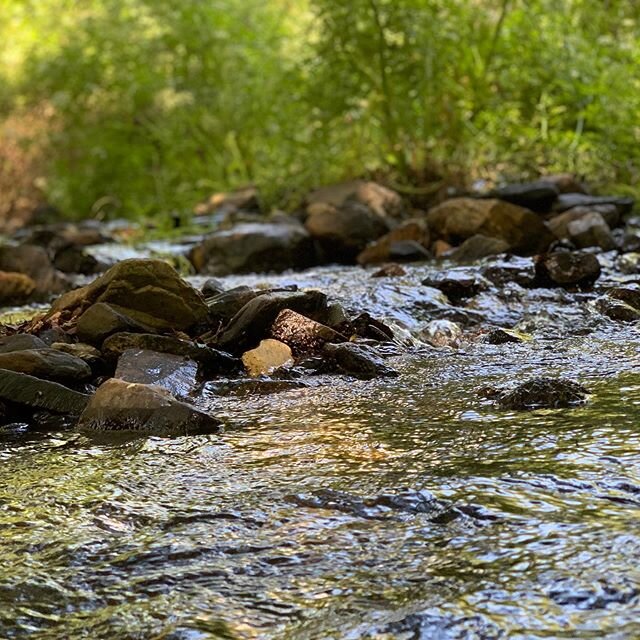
[0,271,36,304]
[270,309,344,355]
[357,219,429,265]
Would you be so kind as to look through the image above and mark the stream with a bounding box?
[1,257,640,639]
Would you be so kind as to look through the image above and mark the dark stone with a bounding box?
[305,200,390,262]
[201,278,225,298]
[448,234,511,262]
[0,334,47,353]
[494,377,588,410]
[76,302,155,346]
[553,193,634,216]
[0,348,92,383]
[388,240,430,262]
[485,328,529,344]
[426,198,553,255]
[481,257,537,288]
[605,286,640,310]
[488,180,560,212]
[102,332,239,374]
[322,342,398,380]
[51,342,106,376]
[534,251,601,289]
[422,269,489,304]
[357,219,429,265]
[207,286,263,325]
[115,349,198,398]
[53,246,102,275]
[594,297,640,322]
[0,368,89,414]
[76,378,222,437]
[370,263,407,278]
[190,222,316,275]
[216,290,328,353]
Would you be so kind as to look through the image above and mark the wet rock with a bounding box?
[481,256,537,288]
[0,333,46,353]
[422,269,489,304]
[494,377,588,410]
[102,332,239,374]
[426,198,553,255]
[194,185,260,216]
[420,320,463,348]
[207,286,262,325]
[216,290,327,353]
[553,193,634,216]
[0,348,91,383]
[305,200,390,262]
[549,211,615,250]
[357,219,429,265]
[288,488,457,522]
[242,339,294,377]
[0,369,89,414]
[115,349,199,397]
[322,342,398,380]
[606,286,640,310]
[0,245,69,299]
[306,180,405,222]
[190,222,316,275]
[269,309,344,356]
[201,278,225,298]
[485,328,531,344]
[488,179,560,212]
[534,251,601,289]
[617,252,640,274]
[594,296,640,322]
[47,259,208,332]
[51,342,105,375]
[342,312,395,342]
[204,378,307,397]
[76,302,155,346]
[77,378,222,437]
[370,263,407,278]
[448,234,510,262]
[52,245,102,275]
[0,271,37,304]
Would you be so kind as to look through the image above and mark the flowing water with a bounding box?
[1,259,640,639]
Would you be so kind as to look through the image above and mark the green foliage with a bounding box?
[1,0,639,218]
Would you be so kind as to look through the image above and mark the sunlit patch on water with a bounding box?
[2,261,640,637]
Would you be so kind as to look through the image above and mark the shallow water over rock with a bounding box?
[2,260,640,638]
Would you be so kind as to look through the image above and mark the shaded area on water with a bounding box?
[1,261,640,638]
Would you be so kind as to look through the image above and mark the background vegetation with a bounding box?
[1,0,639,221]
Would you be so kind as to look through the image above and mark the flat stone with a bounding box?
[495,377,588,410]
[76,302,155,346]
[0,334,47,353]
[102,332,239,374]
[488,180,559,212]
[242,339,294,377]
[553,193,634,216]
[0,348,92,383]
[76,378,222,437]
[322,342,398,380]
[0,368,89,414]
[115,348,199,397]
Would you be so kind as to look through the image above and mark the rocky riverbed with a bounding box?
[1,177,640,637]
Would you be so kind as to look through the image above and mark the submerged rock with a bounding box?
[422,269,489,304]
[269,309,344,355]
[534,251,601,289]
[77,378,221,437]
[594,296,640,322]
[494,377,588,410]
[0,368,89,414]
[0,348,92,383]
[241,339,294,377]
[322,342,398,380]
[426,198,553,255]
[190,222,316,275]
[115,349,199,397]
[420,319,463,348]
[485,328,531,345]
